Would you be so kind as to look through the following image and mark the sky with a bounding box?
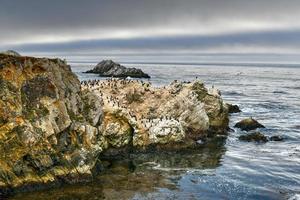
[1,0,300,55]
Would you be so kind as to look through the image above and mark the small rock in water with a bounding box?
[270,135,284,141]
[234,118,265,131]
[227,103,241,113]
[238,132,268,143]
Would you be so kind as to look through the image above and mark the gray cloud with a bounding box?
[1,0,300,54]
[6,29,300,54]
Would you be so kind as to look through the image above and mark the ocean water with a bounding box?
[11,55,300,200]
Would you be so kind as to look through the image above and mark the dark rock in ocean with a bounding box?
[85,60,150,78]
[238,132,268,143]
[270,135,284,141]
[234,118,265,131]
[0,50,21,56]
[227,103,241,113]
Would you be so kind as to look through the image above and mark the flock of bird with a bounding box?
[80,78,151,90]
[80,78,180,130]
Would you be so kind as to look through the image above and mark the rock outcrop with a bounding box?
[85,60,150,78]
[0,53,104,194]
[0,53,229,195]
[82,79,229,152]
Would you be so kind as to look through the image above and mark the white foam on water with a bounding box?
[289,194,300,200]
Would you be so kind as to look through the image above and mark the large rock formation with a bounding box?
[85,60,150,78]
[0,53,229,195]
[82,79,229,153]
[0,54,104,194]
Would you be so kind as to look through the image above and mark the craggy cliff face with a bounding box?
[0,54,103,192]
[0,54,229,195]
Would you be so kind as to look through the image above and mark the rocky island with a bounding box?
[85,60,150,78]
[81,77,229,152]
[0,53,229,196]
[0,50,21,57]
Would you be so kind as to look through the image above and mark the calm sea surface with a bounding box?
[11,55,300,200]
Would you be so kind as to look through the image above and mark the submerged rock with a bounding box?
[238,132,268,143]
[234,118,265,131]
[239,132,285,143]
[85,60,150,78]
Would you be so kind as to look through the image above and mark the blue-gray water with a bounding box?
[11,55,300,200]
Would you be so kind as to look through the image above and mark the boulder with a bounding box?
[85,60,150,78]
[234,118,265,131]
[238,132,268,143]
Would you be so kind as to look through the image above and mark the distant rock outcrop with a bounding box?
[0,50,21,56]
[85,60,150,78]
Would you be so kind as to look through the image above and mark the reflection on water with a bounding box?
[10,137,226,200]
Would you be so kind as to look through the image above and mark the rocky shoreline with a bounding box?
[0,53,230,197]
[0,53,285,198]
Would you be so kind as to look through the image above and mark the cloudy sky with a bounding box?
[1,0,300,55]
